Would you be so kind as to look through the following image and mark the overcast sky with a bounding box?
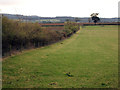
[0,0,119,18]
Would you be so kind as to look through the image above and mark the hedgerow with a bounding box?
[2,16,80,56]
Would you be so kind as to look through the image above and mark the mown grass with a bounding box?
[2,25,118,88]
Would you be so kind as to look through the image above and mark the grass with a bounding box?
[2,25,118,88]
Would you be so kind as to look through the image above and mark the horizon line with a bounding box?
[1,13,119,18]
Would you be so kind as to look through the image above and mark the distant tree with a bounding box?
[90,13,100,24]
[88,18,91,23]
[75,18,80,22]
[66,19,70,22]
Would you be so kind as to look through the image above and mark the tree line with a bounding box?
[2,16,80,57]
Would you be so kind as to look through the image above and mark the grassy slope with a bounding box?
[2,25,118,88]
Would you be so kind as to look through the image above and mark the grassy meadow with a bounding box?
[2,25,118,88]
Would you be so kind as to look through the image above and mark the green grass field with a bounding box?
[2,25,118,88]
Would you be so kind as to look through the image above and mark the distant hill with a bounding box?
[3,14,119,23]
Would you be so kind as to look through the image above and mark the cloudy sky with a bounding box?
[0,0,119,18]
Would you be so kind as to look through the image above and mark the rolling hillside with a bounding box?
[3,14,119,23]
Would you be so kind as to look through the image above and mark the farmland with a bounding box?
[2,25,118,88]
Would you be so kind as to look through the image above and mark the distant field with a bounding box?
[2,25,118,88]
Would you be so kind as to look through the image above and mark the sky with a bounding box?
[0,0,119,18]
